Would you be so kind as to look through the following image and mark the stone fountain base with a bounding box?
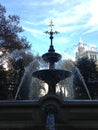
[0,95,98,130]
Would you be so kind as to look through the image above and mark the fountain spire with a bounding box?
[49,20,54,32]
[44,20,59,52]
[42,20,61,69]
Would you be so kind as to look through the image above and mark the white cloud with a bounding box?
[81,0,98,34]
[20,0,98,36]
[22,21,37,26]
[60,52,75,61]
[83,26,98,34]
[1,0,98,57]
[23,27,43,35]
[87,0,98,25]
[53,0,66,4]
[23,27,45,40]
[55,37,68,44]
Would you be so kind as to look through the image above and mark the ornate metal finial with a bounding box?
[44,20,59,34]
[49,20,54,31]
[44,20,59,51]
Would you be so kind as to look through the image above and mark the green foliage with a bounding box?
[76,57,96,84]
[72,67,89,99]
[0,3,33,100]
[0,66,9,99]
[61,58,97,99]
[0,3,30,52]
[76,57,97,99]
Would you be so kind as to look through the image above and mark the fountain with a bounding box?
[32,20,72,95]
[32,20,72,130]
[0,21,98,130]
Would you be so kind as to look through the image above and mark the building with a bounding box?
[76,38,98,70]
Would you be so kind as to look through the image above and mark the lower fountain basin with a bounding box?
[32,69,72,85]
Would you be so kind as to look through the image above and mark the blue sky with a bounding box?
[0,0,98,60]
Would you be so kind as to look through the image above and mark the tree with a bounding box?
[0,4,30,52]
[0,3,33,100]
[72,66,90,99]
[76,57,97,83]
[0,66,9,99]
[76,57,97,99]
[61,59,91,99]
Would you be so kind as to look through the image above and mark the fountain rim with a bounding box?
[42,52,62,63]
[32,69,72,85]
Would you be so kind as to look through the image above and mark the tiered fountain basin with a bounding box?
[32,69,72,94]
[32,69,71,85]
[42,52,62,63]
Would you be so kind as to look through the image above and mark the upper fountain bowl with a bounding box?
[42,52,62,63]
[32,69,72,85]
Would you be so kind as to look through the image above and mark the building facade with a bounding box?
[76,39,98,70]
